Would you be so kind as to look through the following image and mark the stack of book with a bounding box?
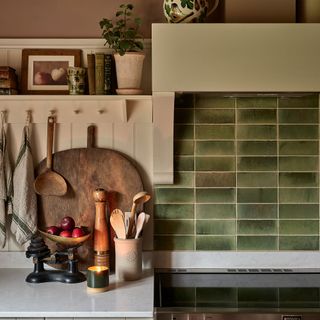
[87,53,115,95]
[0,66,18,95]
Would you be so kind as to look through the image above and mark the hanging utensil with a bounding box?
[34,116,67,196]
[110,209,126,239]
[127,191,151,238]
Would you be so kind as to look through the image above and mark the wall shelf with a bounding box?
[0,95,153,123]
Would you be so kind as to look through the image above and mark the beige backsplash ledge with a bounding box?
[3,251,320,269]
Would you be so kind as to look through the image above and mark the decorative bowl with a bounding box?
[38,228,91,247]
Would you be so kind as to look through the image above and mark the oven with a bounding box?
[154,268,320,320]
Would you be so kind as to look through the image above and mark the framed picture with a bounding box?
[21,49,81,94]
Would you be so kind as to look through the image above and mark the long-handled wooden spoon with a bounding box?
[110,209,126,239]
[34,116,67,196]
[127,191,151,238]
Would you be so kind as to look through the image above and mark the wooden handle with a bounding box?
[93,188,110,255]
[87,125,96,148]
[46,116,55,169]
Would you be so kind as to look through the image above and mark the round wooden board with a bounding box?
[36,147,143,271]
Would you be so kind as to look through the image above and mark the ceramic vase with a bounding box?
[114,52,145,95]
[67,67,86,95]
[163,0,219,23]
[114,237,142,281]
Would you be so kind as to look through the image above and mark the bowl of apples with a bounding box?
[39,216,91,247]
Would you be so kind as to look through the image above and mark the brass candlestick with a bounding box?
[93,188,110,268]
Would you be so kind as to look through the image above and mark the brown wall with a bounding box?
[0,0,165,39]
[0,0,298,39]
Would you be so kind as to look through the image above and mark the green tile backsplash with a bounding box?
[154,93,320,251]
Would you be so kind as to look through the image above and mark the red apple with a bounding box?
[72,227,86,238]
[59,230,72,237]
[34,72,53,85]
[46,225,60,235]
[60,216,75,231]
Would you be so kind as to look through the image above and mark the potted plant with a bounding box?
[99,4,145,94]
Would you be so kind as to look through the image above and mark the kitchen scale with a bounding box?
[25,230,91,283]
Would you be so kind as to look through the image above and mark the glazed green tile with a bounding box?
[175,108,194,123]
[158,172,194,188]
[279,172,318,187]
[196,236,236,250]
[196,288,237,308]
[279,141,319,155]
[195,109,235,124]
[237,236,278,250]
[279,236,319,250]
[174,156,194,171]
[279,204,319,219]
[195,94,235,108]
[237,172,277,187]
[237,97,277,109]
[279,125,318,139]
[238,288,278,308]
[196,204,236,219]
[196,188,235,203]
[154,188,194,204]
[279,109,318,124]
[173,172,193,187]
[279,188,319,203]
[279,220,318,235]
[195,124,235,140]
[154,204,194,219]
[279,288,319,308]
[237,141,277,155]
[237,157,277,171]
[279,94,319,108]
[279,156,318,171]
[175,124,194,139]
[237,109,277,124]
[237,125,277,140]
[238,220,277,235]
[174,140,194,155]
[196,156,235,171]
[154,235,194,250]
[175,93,194,108]
[196,141,235,155]
[196,172,235,187]
[237,204,277,219]
[237,188,277,203]
[161,287,195,307]
[196,220,236,235]
[154,220,194,235]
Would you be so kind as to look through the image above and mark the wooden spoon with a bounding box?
[110,209,126,239]
[135,212,148,239]
[127,191,151,238]
[34,116,67,196]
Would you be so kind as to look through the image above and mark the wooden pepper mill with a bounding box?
[93,188,110,268]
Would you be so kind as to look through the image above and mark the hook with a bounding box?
[97,109,105,114]
[25,110,32,126]
[74,109,80,114]
[49,109,55,116]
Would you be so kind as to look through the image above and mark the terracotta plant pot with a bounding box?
[114,52,145,94]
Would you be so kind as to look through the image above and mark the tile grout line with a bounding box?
[235,97,238,250]
[193,94,196,251]
[277,96,280,250]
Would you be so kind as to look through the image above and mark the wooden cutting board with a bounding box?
[36,126,143,270]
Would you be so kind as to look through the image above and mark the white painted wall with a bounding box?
[0,40,153,252]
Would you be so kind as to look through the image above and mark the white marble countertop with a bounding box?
[0,268,154,318]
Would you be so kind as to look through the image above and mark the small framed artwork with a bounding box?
[21,49,81,94]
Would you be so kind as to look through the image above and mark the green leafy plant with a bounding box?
[99,4,144,56]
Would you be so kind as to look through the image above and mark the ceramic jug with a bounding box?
[163,0,219,23]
